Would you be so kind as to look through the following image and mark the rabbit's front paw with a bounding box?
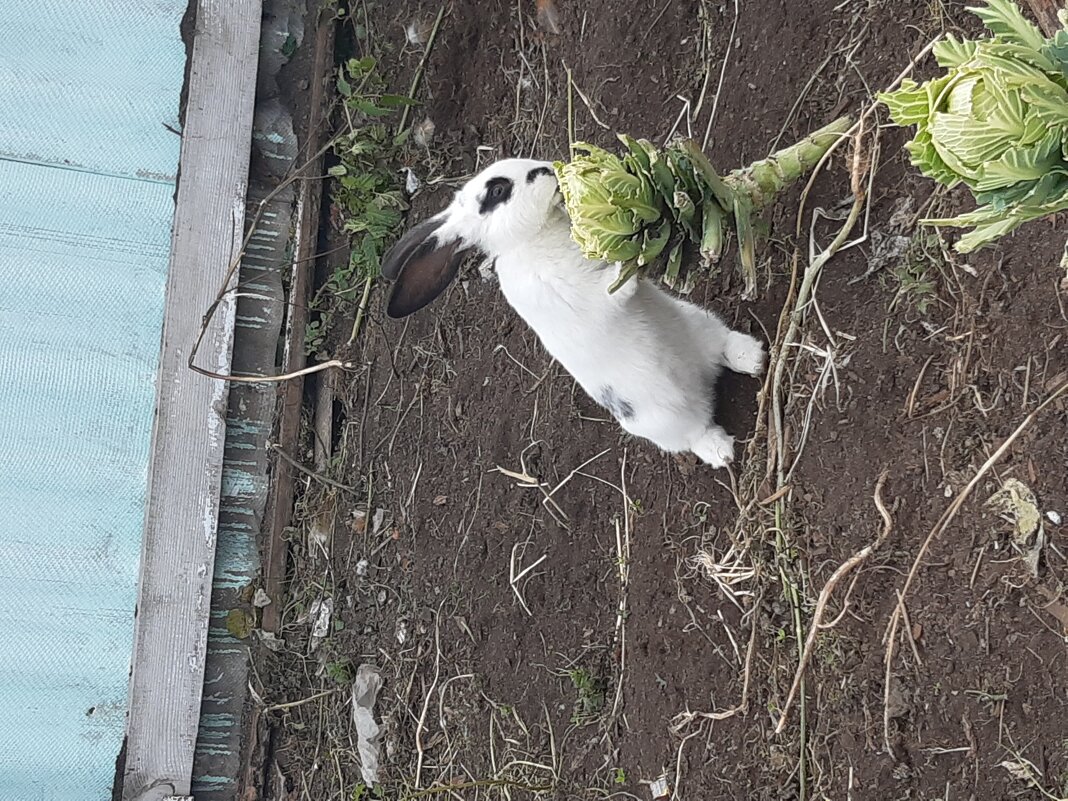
[726,332,766,377]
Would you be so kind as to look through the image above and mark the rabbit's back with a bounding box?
[495,245,723,450]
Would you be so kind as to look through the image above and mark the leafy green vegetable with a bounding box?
[879,0,1068,252]
[554,117,852,295]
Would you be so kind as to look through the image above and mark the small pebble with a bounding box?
[1047,510,1063,526]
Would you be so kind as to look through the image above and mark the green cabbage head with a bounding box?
[554,141,671,267]
[879,0,1068,252]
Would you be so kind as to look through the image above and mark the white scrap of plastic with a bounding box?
[311,596,333,645]
[405,168,421,195]
[351,664,384,786]
[649,775,670,799]
[252,588,272,608]
[1048,510,1063,526]
[257,630,286,652]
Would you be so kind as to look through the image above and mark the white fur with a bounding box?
[419,158,765,468]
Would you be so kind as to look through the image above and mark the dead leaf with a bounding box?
[886,196,915,231]
[433,495,448,506]
[371,508,389,535]
[536,0,562,33]
[988,478,1044,577]
[1035,586,1068,635]
[998,757,1042,788]
[412,117,435,148]
[227,608,255,640]
[351,510,367,534]
[257,630,286,652]
[405,18,434,46]
[1042,599,1068,634]
[1045,370,1067,391]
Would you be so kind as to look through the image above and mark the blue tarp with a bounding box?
[0,3,188,797]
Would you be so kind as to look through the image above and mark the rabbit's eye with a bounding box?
[479,177,514,214]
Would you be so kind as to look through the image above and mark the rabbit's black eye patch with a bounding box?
[479,177,513,214]
[526,166,553,184]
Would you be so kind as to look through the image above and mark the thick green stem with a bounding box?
[726,115,854,208]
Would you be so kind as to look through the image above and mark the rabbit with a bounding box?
[380,158,766,468]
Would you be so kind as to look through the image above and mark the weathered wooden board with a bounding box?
[121,2,262,799]
[260,0,337,637]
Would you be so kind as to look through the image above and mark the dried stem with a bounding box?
[268,442,359,495]
[882,380,1068,755]
[775,470,893,734]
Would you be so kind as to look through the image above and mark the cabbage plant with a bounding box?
[879,0,1068,252]
[554,117,852,295]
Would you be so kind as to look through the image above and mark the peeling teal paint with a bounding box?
[221,467,267,499]
[226,419,272,437]
[198,714,236,729]
[194,775,240,787]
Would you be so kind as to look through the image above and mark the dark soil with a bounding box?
[260,1,1068,799]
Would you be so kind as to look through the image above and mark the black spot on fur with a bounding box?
[479,177,513,214]
[526,166,553,184]
[598,386,635,421]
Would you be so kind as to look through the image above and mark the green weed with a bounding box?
[568,668,606,725]
[307,54,414,357]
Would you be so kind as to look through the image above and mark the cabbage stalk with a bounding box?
[879,0,1068,252]
[554,116,853,294]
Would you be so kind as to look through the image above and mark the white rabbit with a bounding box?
[381,158,765,468]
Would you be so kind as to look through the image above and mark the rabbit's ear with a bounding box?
[385,232,471,318]
[381,215,444,280]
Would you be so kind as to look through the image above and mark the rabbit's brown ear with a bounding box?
[386,236,471,318]
[381,216,444,280]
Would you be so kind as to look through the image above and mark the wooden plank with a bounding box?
[260,9,336,636]
[120,2,261,799]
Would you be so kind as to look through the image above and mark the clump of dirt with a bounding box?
[258,2,1068,799]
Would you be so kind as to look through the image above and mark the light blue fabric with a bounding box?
[0,2,187,797]
[0,3,185,180]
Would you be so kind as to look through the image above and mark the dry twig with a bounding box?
[775,470,893,733]
[882,380,1068,755]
